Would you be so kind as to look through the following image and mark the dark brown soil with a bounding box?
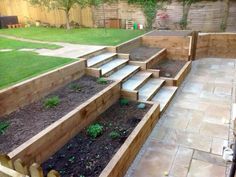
[152,59,187,78]
[0,76,112,154]
[128,46,162,61]
[42,101,151,177]
[146,30,193,36]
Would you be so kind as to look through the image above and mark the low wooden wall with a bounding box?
[196,33,236,59]
[100,103,160,177]
[161,61,192,87]
[129,49,167,70]
[0,60,86,117]
[8,81,121,165]
[116,36,141,54]
[142,35,192,61]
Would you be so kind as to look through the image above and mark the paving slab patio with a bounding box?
[125,58,236,177]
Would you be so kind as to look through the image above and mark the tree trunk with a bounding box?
[65,10,70,30]
[180,2,191,30]
[221,0,230,31]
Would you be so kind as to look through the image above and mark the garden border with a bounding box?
[0,60,86,117]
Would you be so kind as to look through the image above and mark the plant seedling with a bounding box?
[109,131,121,139]
[97,77,108,84]
[68,156,75,163]
[0,121,10,135]
[43,96,60,108]
[69,83,81,92]
[87,123,103,138]
[120,98,129,106]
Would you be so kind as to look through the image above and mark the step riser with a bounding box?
[146,81,165,101]
[121,68,140,83]
[103,61,128,77]
[160,90,177,113]
[91,54,117,68]
[83,48,107,60]
[133,74,153,91]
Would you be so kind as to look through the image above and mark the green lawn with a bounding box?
[0,37,59,50]
[0,27,145,46]
[0,51,74,89]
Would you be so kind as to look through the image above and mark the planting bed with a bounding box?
[124,46,162,61]
[151,59,187,78]
[42,101,151,177]
[0,76,112,154]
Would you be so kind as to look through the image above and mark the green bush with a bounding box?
[97,77,108,84]
[87,123,103,138]
[69,83,81,92]
[0,121,10,135]
[109,131,121,139]
[119,98,129,106]
[43,96,60,108]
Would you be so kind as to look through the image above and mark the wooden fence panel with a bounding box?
[0,0,93,27]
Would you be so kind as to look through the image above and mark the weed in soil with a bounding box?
[96,77,108,85]
[0,121,10,135]
[120,98,129,106]
[69,83,81,92]
[43,96,60,108]
[87,123,103,138]
[109,131,121,140]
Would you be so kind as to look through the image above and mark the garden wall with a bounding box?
[196,33,236,59]
[142,35,192,61]
[0,60,86,117]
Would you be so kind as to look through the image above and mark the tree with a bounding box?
[128,0,168,30]
[28,0,95,29]
[177,0,199,30]
[221,0,230,31]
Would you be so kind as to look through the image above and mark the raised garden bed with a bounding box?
[149,59,191,86]
[151,59,187,78]
[0,75,113,154]
[42,101,153,177]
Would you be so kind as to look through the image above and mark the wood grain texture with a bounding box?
[0,60,86,117]
[8,81,121,166]
[99,103,160,177]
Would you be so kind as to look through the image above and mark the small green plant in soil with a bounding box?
[43,96,60,108]
[109,131,121,140]
[69,83,81,92]
[86,123,103,138]
[0,121,10,135]
[96,77,108,84]
[120,98,129,106]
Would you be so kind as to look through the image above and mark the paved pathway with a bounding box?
[0,34,104,58]
[126,58,236,177]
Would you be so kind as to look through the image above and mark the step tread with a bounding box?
[100,59,128,75]
[122,71,152,90]
[139,78,165,101]
[87,52,116,67]
[108,65,140,81]
[152,86,178,111]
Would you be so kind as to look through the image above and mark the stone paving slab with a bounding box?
[125,58,236,177]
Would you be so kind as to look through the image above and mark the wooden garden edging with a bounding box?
[129,48,167,70]
[7,81,121,166]
[99,103,160,177]
[0,60,86,117]
[161,61,192,86]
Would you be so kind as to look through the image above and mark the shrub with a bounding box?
[119,98,129,106]
[109,131,121,139]
[44,96,60,108]
[87,123,103,138]
[97,77,108,84]
[0,121,10,135]
[69,83,81,92]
